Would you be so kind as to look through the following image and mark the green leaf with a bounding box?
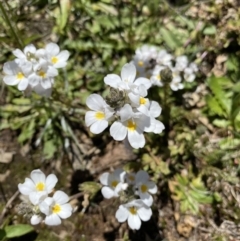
[159,27,180,50]
[0,229,6,240]
[203,25,216,35]
[4,224,34,238]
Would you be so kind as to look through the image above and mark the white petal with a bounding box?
[128,131,145,149]
[99,172,109,185]
[30,169,46,185]
[115,205,129,222]
[45,43,60,56]
[137,206,152,221]
[90,120,108,134]
[110,122,127,141]
[136,170,149,183]
[86,94,106,111]
[104,74,122,88]
[29,191,47,205]
[134,77,151,89]
[58,203,72,219]
[45,214,61,226]
[147,181,157,194]
[39,199,51,215]
[47,66,58,77]
[45,174,58,193]
[85,111,97,127]
[24,44,36,55]
[139,192,153,206]
[31,215,42,225]
[29,74,40,87]
[121,63,136,83]
[33,84,52,97]
[3,61,19,75]
[128,214,141,230]
[18,178,35,195]
[41,79,52,89]
[3,76,19,86]
[53,190,69,204]
[153,119,165,134]
[149,101,162,117]
[12,49,26,59]
[113,169,126,182]
[119,104,133,122]
[17,78,29,90]
[101,186,115,199]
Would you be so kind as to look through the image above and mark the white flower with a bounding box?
[115,199,152,230]
[150,65,165,87]
[184,67,196,82]
[134,170,157,206]
[28,58,58,90]
[3,61,30,91]
[170,67,184,91]
[189,62,198,72]
[12,44,45,73]
[156,50,173,67]
[110,104,150,149]
[31,215,42,225]
[39,190,72,226]
[18,169,58,205]
[144,101,165,134]
[175,55,188,71]
[44,43,70,68]
[99,168,126,199]
[85,94,114,134]
[104,63,151,92]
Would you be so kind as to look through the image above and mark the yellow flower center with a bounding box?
[52,204,61,214]
[141,184,148,193]
[111,180,118,188]
[38,70,46,78]
[95,111,105,120]
[129,207,137,215]
[36,182,45,191]
[139,97,147,105]
[51,56,58,64]
[127,120,137,132]
[157,75,161,80]
[138,61,144,67]
[17,72,24,80]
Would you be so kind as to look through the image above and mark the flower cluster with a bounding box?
[100,168,157,230]
[132,45,198,91]
[85,62,165,149]
[2,43,69,97]
[17,169,72,226]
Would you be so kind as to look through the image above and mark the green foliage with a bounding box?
[169,172,214,214]
[0,224,34,240]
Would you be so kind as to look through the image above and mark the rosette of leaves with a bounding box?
[169,172,214,214]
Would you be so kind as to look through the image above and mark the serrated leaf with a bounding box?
[4,224,34,238]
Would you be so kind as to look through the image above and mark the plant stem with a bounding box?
[0,1,23,49]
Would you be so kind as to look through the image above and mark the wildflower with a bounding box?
[28,58,58,90]
[175,55,188,71]
[115,199,152,230]
[104,62,151,92]
[134,170,157,206]
[156,50,173,67]
[44,43,70,68]
[144,101,165,134]
[39,191,73,226]
[110,104,150,149]
[18,169,58,205]
[99,168,126,199]
[3,61,30,91]
[85,94,114,134]
[150,65,165,87]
